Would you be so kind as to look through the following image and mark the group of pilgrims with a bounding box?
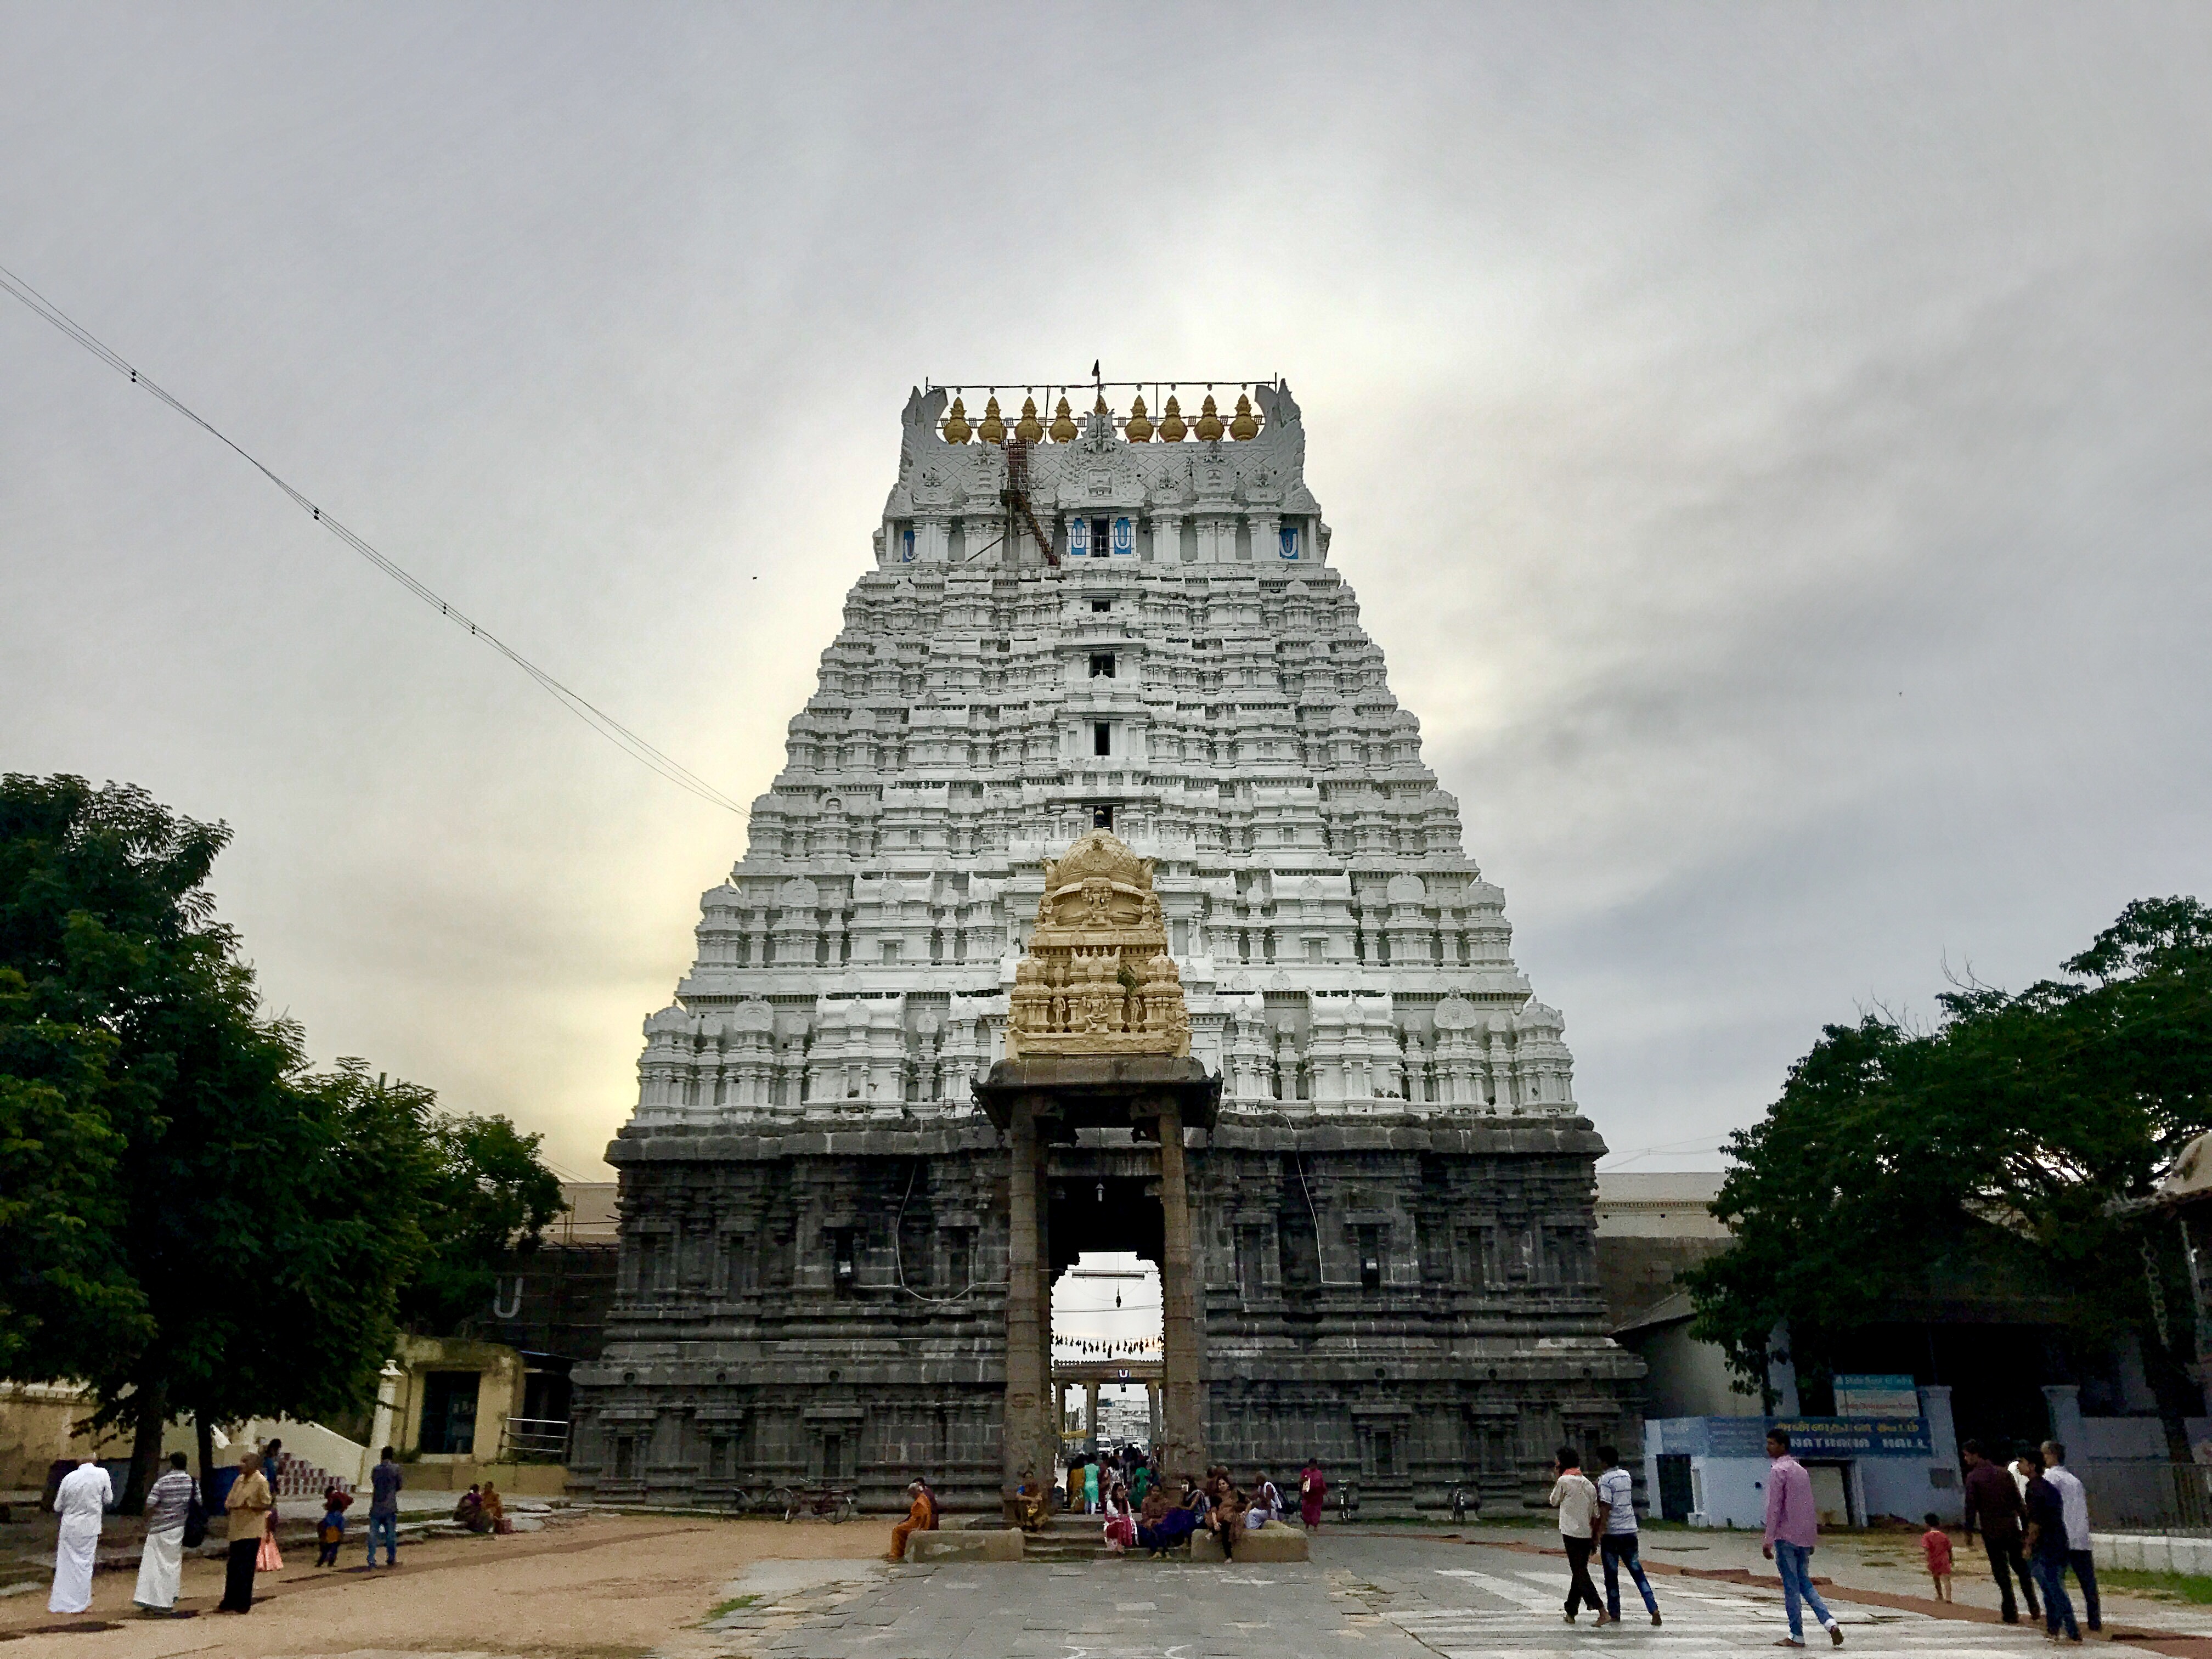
[890,1446,1330,1561]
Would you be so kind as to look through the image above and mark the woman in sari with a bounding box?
[1102,1479,1137,1554]
[453,1485,488,1532]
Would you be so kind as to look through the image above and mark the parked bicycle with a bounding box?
[780,1483,857,1523]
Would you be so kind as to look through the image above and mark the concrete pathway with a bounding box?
[682,1534,2159,1659]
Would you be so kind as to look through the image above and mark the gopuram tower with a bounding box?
[571,382,1643,1515]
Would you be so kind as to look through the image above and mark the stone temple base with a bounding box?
[568,1111,1643,1517]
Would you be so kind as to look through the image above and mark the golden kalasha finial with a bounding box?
[1015,396,1043,444]
[1124,394,1154,443]
[1229,392,1260,441]
[1158,395,1187,442]
[943,396,972,444]
[978,396,1006,445]
[1049,396,1077,443]
[1195,394,1224,441]
[1092,392,1109,417]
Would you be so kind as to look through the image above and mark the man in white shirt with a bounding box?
[2040,1440,2100,1634]
[49,1457,113,1614]
[1594,1444,1661,1627]
[1547,1446,1608,1624]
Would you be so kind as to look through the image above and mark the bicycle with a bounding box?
[780,1483,857,1523]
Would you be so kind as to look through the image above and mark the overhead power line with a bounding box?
[0,261,748,816]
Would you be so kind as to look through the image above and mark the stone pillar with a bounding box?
[1005,1097,1048,1514]
[1086,1381,1101,1446]
[1148,1382,1162,1447]
[1156,1099,1207,1478]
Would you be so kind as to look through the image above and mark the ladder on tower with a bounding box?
[1002,439,1058,568]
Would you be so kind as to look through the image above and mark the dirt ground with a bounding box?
[0,1512,890,1659]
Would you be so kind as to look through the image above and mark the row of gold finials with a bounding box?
[941,391,1262,445]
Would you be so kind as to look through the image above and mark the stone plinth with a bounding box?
[907,1528,1024,1562]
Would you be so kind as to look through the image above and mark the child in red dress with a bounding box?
[1921,1511,1954,1601]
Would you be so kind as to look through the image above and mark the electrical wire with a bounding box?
[0,260,748,816]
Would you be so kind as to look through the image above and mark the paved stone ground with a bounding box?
[688,1535,2095,1659]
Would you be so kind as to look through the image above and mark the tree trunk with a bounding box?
[120,1377,167,1513]
[197,1411,218,1510]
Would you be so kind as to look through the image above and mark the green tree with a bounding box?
[0,775,435,1503]
[399,1110,565,1335]
[0,968,142,1375]
[1686,896,2212,1429]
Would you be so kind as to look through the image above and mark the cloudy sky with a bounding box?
[4,5,2207,1178]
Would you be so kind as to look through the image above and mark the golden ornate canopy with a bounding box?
[1005,831,1190,1059]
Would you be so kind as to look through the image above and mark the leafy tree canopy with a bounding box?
[401,1110,566,1335]
[1686,896,2212,1412]
[0,775,560,1502]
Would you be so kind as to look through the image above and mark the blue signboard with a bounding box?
[1111,516,1135,555]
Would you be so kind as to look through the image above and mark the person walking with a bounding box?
[2024,1449,2081,1643]
[134,1452,197,1615]
[48,1456,112,1615]
[218,1451,272,1612]
[1762,1430,1842,1648]
[1084,1457,1101,1515]
[316,1488,347,1566]
[1594,1444,1661,1627]
[1299,1459,1326,1531]
[1547,1447,1607,1625]
[1920,1514,1953,1601]
[1961,1440,2039,1623]
[2040,1441,2100,1635]
[365,1445,402,1568]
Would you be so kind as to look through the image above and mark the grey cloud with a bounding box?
[3,4,2207,1171]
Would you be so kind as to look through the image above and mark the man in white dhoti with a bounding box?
[134,1452,196,1615]
[49,1456,112,1613]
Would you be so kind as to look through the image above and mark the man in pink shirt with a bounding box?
[1762,1430,1843,1647]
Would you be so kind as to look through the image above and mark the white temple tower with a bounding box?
[579,381,1638,1516]
[635,381,1577,1126]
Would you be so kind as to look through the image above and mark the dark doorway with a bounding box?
[1656,1453,1694,1522]
[419,1371,479,1454]
[1049,1175,1164,1276]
